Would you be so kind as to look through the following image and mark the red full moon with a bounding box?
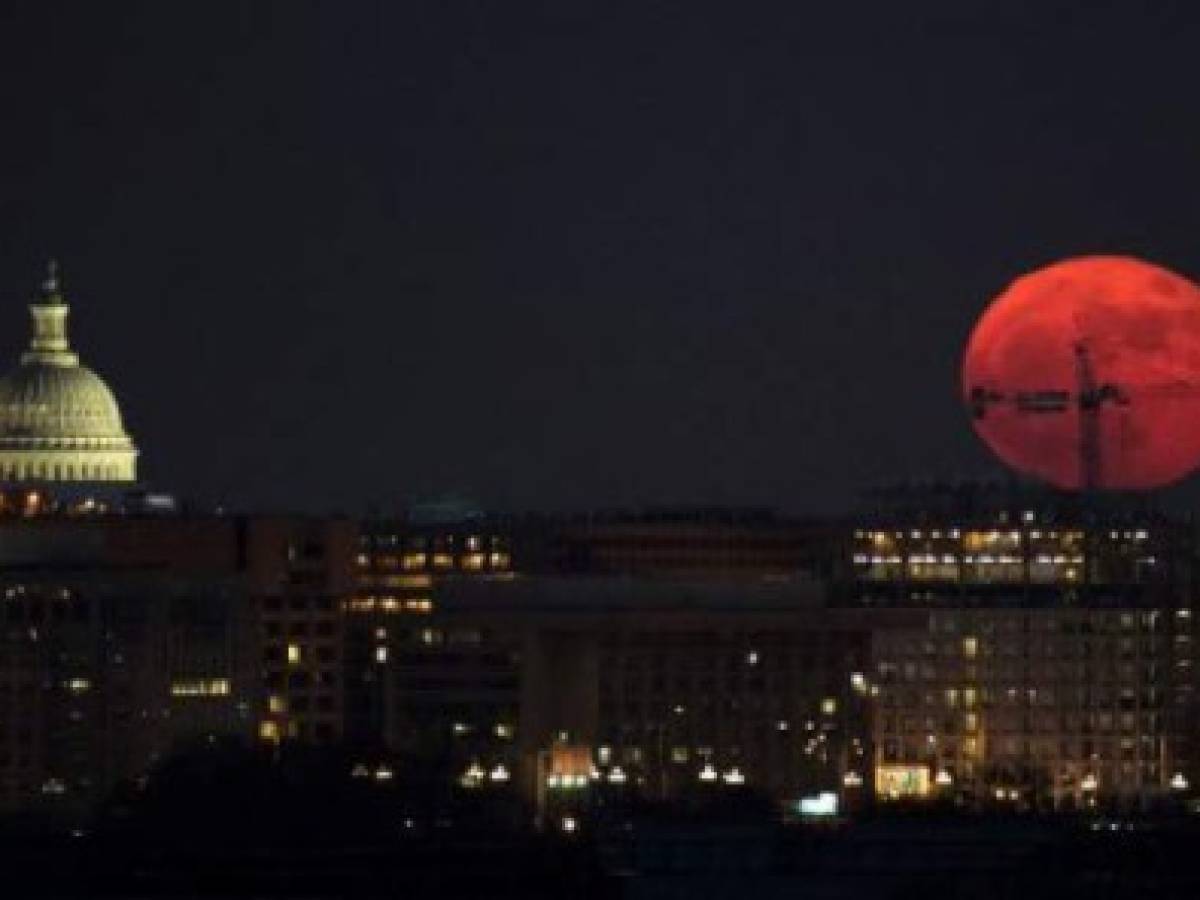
[962,256,1200,491]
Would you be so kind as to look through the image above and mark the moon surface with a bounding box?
[962,256,1200,491]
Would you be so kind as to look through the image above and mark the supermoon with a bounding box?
[962,256,1200,491]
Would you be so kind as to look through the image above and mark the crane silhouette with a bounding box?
[968,341,1130,491]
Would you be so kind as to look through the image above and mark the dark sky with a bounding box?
[2,1,1199,514]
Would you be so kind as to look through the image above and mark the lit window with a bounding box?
[170,678,231,698]
[375,646,389,663]
[821,697,837,715]
[962,637,978,659]
[268,695,287,714]
[746,650,760,666]
[259,721,281,743]
[64,678,90,694]
[391,574,432,588]
[494,723,515,739]
[287,644,302,665]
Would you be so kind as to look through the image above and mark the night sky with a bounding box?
[2,1,1200,514]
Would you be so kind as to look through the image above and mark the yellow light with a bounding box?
[375,646,388,663]
[259,721,280,743]
[287,644,301,664]
[391,574,432,588]
[170,678,231,698]
[268,695,286,714]
[875,765,931,799]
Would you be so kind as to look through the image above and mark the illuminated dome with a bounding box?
[0,263,137,483]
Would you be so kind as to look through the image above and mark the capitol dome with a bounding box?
[0,263,137,483]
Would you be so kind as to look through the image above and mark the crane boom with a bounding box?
[967,340,1129,491]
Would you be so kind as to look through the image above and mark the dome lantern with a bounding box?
[23,259,79,366]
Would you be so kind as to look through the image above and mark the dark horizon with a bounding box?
[3,2,1200,516]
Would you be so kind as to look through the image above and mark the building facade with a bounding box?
[844,504,1199,810]
[0,511,355,821]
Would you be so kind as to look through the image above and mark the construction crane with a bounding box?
[968,342,1129,491]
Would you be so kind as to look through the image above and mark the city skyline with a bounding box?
[4,4,1200,515]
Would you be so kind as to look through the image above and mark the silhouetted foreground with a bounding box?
[5,740,1200,898]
